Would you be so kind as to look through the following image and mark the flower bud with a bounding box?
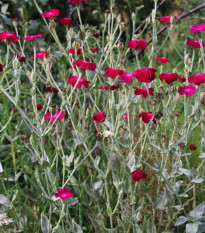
[49,20,56,30]
[117,15,122,24]
[12,57,19,70]
[68,28,74,37]
[117,42,124,52]
[78,30,85,41]
[146,17,151,24]
[132,12,136,21]
[72,40,80,51]
[110,4,116,13]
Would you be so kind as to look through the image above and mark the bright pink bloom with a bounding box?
[15,54,26,62]
[179,75,186,82]
[131,169,147,182]
[58,18,73,25]
[93,32,100,38]
[68,48,81,55]
[46,86,58,93]
[189,144,197,150]
[0,63,3,72]
[99,85,109,90]
[127,39,148,49]
[75,115,78,119]
[156,57,170,64]
[41,9,59,18]
[68,76,90,88]
[104,67,124,79]
[187,39,205,48]
[93,112,106,123]
[133,67,157,83]
[188,73,205,86]
[118,73,133,83]
[134,87,154,97]
[22,34,42,41]
[37,104,43,110]
[139,112,156,124]
[178,85,196,97]
[54,188,73,200]
[68,0,88,3]
[33,51,49,59]
[44,109,65,124]
[123,114,128,120]
[0,31,19,42]
[159,72,178,84]
[190,24,205,33]
[91,48,98,53]
[160,16,178,23]
[72,59,96,71]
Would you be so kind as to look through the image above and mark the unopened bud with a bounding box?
[117,42,124,52]
[132,12,136,21]
[72,40,80,50]
[146,17,151,24]
[12,57,19,70]
[49,20,56,30]
[86,29,91,37]
[117,15,122,24]
[68,28,74,37]
[110,4,116,13]
[201,99,205,105]
[78,30,85,40]
[200,92,205,99]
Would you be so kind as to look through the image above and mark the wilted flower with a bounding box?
[186,39,205,48]
[93,32,100,38]
[0,31,19,42]
[104,67,124,79]
[58,18,73,25]
[160,16,178,23]
[33,51,49,59]
[54,188,73,200]
[190,24,205,33]
[22,34,42,41]
[68,76,90,88]
[93,112,106,123]
[15,54,26,62]
[133,67,157,83]
[41,9,59,18]
[127,39,148,49]
[0,63,3,72]
[188,73,205,86]
[139,112,156,124]
[134,87,154,97]
[99,85,109,91]
[131,169,147,182]
[156,57,170,64]
[37,104,43,110]
[44,109,65,124]
[159,72,179,84]
[189,144,197,150]
[178,85,196,97]
[68,48,81,55]
[46,86,58,94]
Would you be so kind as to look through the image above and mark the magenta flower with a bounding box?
[118,73,133,83]
[134,87,154,97]
[93,32,100,38]
[68,48,81,55]
[33,51,49,59]
[37,104,43,110]
[0,31,19,42]
[133,67,157,83]
[178,85,196,97]
[156,57,170,64]
[127,39,148,49]
[131,169,147,182]
[190,24,205,33]
[44,109,65,124]
[179,75,186,83]
[93,112,106,123]
[68,76,90,88]
[159,72,178,84]
[188,73,205,86]
[54,188,73,200]
[72,59,96,71]
[187,39,205,48]
[15,54,26,62]
[99,85,109,90]
[58,18,73,25]
[139,112,156,124]
[46,86,58,94]
[91,48,98,53]
[22,34,42,41]
[160,16,178,23]
[123,114,128,120]
[41,9,59,18]
[104,67,124,79]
